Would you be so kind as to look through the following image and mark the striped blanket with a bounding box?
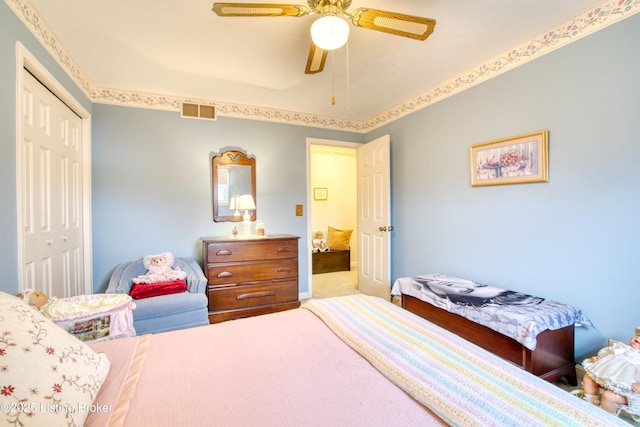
[303,295,624,427]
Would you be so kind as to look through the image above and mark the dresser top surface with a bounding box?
[202,234,300,243]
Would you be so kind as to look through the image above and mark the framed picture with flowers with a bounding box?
[470,130,549,187]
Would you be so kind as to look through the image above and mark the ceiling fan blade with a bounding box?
[350,8,436,41]
[212,3,309,17]
[305,42,327,74]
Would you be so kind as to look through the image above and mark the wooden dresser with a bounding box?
[202,234,300,323]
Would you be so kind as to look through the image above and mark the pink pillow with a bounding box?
[130,279,187,299]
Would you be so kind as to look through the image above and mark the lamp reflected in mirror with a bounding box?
[236,194,256,235]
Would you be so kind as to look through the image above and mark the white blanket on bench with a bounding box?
[391,274,592,350]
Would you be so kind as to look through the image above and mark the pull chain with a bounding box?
[331,50,336,105]
[330,42,349,107]
[346,40,350,110]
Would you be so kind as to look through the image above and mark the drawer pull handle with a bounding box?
[216,250,232,256]
[216,271,233,278]
[276,247,291,253]
[237,291,275,300]
[277,268,292,273]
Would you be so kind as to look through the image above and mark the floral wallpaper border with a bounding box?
[5,0,640,133]
[310,145,357,157]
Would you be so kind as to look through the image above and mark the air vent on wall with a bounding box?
[181,103,216,121]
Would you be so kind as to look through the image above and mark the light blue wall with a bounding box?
[91,105,363,293]
[369,13,640,358]
[0,2,92,293]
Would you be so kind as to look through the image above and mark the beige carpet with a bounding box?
[312,268,360,299]
[310,267,402,306]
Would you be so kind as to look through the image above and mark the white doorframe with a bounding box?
[303,137,360,300]
[15,42,93,294]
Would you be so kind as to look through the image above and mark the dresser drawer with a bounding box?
[205,240,297,263]
[206,259,298,285]
[208,279,298,311]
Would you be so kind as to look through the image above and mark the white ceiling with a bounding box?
[23,0,613,126]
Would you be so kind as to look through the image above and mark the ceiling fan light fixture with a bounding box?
[311,15,349,50]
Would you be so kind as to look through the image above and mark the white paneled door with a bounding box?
[20,69,84,298]
[357,135,391,300]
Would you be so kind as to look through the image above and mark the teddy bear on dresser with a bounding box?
[132,252,187,284]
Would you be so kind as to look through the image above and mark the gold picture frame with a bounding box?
[470,130,549,187]
[314,187,328,200]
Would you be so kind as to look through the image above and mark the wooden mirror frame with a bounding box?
[212,149,256,222]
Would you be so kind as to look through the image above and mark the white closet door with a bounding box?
[20,69,84,298]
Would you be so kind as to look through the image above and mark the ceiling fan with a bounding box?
[212,1,436,74]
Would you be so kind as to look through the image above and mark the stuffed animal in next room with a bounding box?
[312,231,329,253]
[132,252,187,284]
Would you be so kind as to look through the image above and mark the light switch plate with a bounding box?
[296,205,303,216]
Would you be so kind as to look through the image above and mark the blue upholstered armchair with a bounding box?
[106,257,209,335]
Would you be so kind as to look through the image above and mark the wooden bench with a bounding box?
[312,249,350,274]
[401,293,577,385]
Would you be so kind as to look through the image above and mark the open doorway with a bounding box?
[306,138,360,299]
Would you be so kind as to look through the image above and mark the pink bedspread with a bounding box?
[87,307,444,426]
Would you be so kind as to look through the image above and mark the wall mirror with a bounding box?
[212,149,256,222]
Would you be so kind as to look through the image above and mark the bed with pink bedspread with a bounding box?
[79,295,626,427]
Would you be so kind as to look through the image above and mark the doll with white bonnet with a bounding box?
[581,330,640,414]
